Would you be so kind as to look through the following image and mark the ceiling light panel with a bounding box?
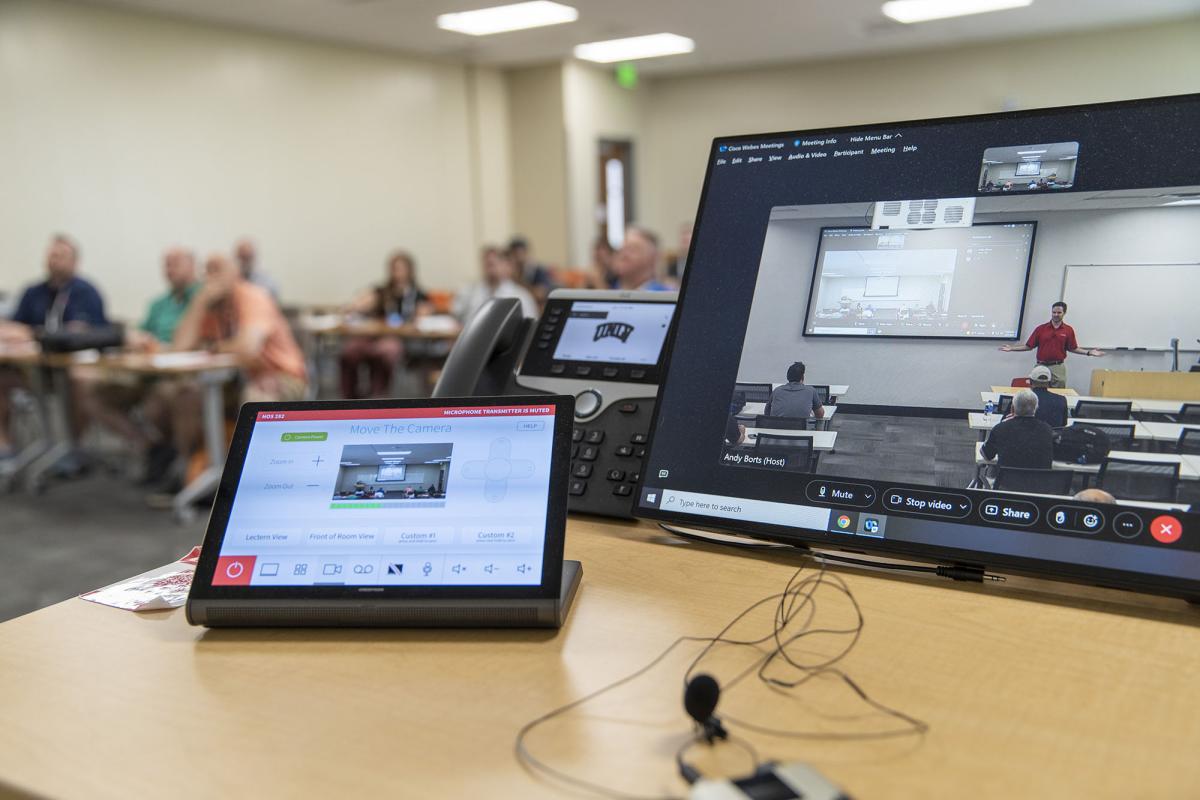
[881,0,1033,24]
[574,33,695,63]
[437,1,578,36]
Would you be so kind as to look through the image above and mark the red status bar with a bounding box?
[255,405,556,422]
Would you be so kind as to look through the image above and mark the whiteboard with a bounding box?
[1061,263,1200,350]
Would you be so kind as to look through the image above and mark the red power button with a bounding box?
[213,556,256,585]
[1150,515,1182,545]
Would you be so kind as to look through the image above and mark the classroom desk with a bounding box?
[743,428,838,451]
[966,413,1154,441]
[981,392,1187,417]
[298,315,460,398]
[769,383,849,399]
[92,352,240,521]
[974,442,1200,481]
[738,405,837,430]
[1140,421,1200,445]
[0,348,98,493]
[1,517,1199,799]
[989,385,1078,396]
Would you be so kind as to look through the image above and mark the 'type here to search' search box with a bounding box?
[658,490,830,532]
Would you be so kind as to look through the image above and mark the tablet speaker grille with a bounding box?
[203,605,541,627]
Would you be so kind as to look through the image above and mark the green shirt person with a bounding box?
[132,248,199,346]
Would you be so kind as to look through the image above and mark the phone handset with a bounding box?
[433,298,531,398]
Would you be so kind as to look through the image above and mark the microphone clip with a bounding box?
[699,715,729,745]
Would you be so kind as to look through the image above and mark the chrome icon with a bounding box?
[836,515,852,530]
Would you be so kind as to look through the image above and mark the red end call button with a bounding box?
[213,556,257,585]
[1150,515,1182,545]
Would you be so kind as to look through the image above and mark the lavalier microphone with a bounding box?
[683,673,728,744]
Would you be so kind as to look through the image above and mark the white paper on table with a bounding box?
[415,314,459,333]
[80,546,202,612]
[149,351,214,369]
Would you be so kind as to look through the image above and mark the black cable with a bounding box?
[514,544,929,799]
[659,523,1005,583]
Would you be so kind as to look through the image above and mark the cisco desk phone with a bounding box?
[435,289,677,519]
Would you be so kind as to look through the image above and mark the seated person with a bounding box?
[426,484,438,497]
[373,488,386,499]
[75,247,199,479]
[339,250,433,398]
[509,236,556,304]
[611,226,671,292]
[453,246,537,323]
[765,362,825,422]
[725,391,746,445]
[0,234,106,459]
[981,389,1054,470]
[1028,365,1067,428]
[403,486,416,499]
[167,254,309,469]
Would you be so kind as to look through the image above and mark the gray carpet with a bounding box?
[0,473,206,622]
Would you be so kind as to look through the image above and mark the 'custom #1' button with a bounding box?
[980,498,1039,526]
[883,488,971,519]
[805,480,876,508]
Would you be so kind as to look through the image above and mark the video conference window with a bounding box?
[979,141,1078,192]
[333,443,451,502]
[803,222,1035,338]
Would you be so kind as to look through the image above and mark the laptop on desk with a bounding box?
[187,395,580,627]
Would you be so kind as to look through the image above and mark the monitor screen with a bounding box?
[637,95,1200,599]
[803,223,1035,338]
[211,404,557,587]
[552,300,676,365]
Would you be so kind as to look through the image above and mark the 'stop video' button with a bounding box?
[806,480,876,508]
[883,488,971,519]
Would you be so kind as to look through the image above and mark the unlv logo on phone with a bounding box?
[594,322,634,343]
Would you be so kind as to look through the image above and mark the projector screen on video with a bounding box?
[803,222,1036,339]
[377,464,407,482]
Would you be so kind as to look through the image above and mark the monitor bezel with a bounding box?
[188,395,574,604]
[635,93,1200,601]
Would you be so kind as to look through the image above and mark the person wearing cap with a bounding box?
[1028,364,1067,428]
[999,301,1104,388]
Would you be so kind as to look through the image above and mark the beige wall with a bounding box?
[561,61,647,268]
[506,64,569,268]
[640,18,1200,245]
[0,0,507,320]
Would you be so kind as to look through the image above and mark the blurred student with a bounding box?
[508,235,554,303]
[76,248,198,474]
[0,235,106,458]
[611,226,670,291]
[234,238,280,303]
[174,253,307,402]
[453,246,537,323]
[585,236,616,289]
[339,250,433,398]
[765,362,825,422]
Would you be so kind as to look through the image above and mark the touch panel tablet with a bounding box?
[187,395,578,626]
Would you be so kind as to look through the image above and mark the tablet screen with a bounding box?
[210,403,557,588]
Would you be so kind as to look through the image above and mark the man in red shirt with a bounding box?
[999,301,1104,387]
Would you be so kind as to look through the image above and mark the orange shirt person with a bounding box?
[174,253,307,402]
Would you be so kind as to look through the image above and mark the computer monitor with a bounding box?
[637,94,1200,600]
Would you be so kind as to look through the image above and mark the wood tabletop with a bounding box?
[1,516,1198,799]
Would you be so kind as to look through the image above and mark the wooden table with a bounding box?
[989,385,1078,396]
[2,517,1198,799]
[297,315,461,398]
